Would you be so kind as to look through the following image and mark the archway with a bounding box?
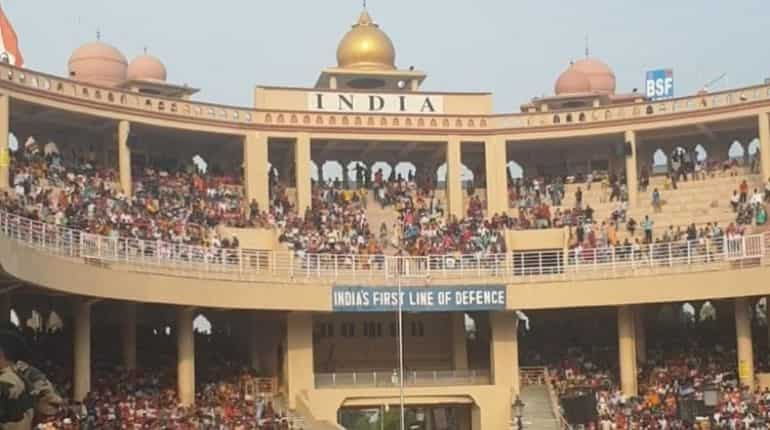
[507,161,524,181]
[694,144,708,162]
[728,140,745,161]
[193,314,213,335]
[652,149,668,173]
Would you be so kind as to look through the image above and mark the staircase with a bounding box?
[519,384,562,430]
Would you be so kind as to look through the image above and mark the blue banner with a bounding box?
[645,69,675,100]
[332,285,507,312]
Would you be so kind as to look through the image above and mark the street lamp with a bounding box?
[513,396,525,430]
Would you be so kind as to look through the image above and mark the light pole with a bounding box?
[396,260,406,430]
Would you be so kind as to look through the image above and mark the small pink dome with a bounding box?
[555,67,592,95]
[68,41,128,87]
[127,54,167,82]
[572,58,616,94]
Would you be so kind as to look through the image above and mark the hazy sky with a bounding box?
[5,0,770,112]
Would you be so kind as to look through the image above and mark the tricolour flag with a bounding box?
[0,5,22,67]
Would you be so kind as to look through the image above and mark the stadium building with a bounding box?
[2,6,770,430]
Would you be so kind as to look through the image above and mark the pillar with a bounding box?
[624,130,639,207]
[477,311,517,430]
[451,312,469,370]
[177,307,195,406]
[634,306,646,364]
[446,136,463,218]
[735,298,755,390]
[758,113,770,179]
[286,312,314,410]
[122,303,137,371]
[118,120,132,197]
[244,132,269,210]
[73,299,91,402]
[484,137,508,216]
[617,305,638,397]
[0,94,8,190]
[295,133,312,215]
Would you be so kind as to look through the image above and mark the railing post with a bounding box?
[538,251,543,275]
[649,243,654,268]
[334,256,338,279]
[668,243,673,267]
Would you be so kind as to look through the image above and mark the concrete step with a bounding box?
[519,385,561,430]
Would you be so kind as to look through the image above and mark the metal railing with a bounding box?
[314,369,491,388]
[0,210,767,286]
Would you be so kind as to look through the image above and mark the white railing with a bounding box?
[314,369,490,388]
[0,210,767,285]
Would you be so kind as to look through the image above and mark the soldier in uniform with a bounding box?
[0,323,61,430]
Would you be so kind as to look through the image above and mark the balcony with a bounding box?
[314,369,491,389]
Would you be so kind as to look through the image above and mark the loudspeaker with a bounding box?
[561,393,598,425]
[625,141,633,156]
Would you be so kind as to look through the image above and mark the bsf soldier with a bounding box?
[0,323,61,430]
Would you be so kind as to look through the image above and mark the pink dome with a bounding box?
[127,54,167,82]
[571,58,616,94]
[68,41,128,87]
[555,67,592,95]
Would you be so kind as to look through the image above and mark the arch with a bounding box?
[699,301,717,322]
[748,138,760,156]
[192,154,208,174]
[46,310,63,333]
[309,160,320,182]
[370,161,393,182]
[394,162,416,181]
[26,309,43,332]
[679,302,696,325]
[728,140,745,160]
[435,163,474,183]
[8,132,18,152]
[320,160,343,183]
[652,149,668,172]
[507,160,524,180]
[694,144,708,162]
[193,314,212,335]
[9,309,19,327]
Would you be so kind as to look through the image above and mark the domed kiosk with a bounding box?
[127,54,167,82]
[336,10,396,71]
[314,9,426,91]
[67,41,128,87]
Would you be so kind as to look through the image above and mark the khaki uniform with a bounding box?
[0,366,32,430]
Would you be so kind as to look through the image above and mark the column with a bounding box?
[295,133,312,215]
[122,303,137,371]
[451,312,469,370]
[624,130,639,208]
[118,120,132,197]
[758,113,770,180]
[735,298,755,390]
[484,137,508,216]
[617,305,638,397]
[286,312,314,410]
[244,132,269,210]
[177,307,196,406]
[446,136,463,218]
[476,311,517,430]
[634,306,646,364]
[0,94,8,190]
[73,299,91,402]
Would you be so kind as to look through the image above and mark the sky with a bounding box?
[5,0,770,112]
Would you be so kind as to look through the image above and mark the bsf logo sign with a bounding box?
[646,69,674,100]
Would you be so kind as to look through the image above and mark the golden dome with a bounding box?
[336,10,396,71]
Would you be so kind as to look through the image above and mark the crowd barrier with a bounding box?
[0,211,766,285]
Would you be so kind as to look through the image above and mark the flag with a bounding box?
[0,5,22,67]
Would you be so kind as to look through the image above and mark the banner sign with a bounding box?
[308,92,444,114]
[645,69,674,100]
[332,285,506,312]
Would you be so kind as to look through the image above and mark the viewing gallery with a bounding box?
[4,6,770,430]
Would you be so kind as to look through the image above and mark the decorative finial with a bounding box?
[96,27,101,41]
[143,46,148,55]
[584,34,590,58]
[363,0,367,9]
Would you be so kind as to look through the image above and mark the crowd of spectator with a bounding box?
[2,140,255,250]
[550,345,770,430]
